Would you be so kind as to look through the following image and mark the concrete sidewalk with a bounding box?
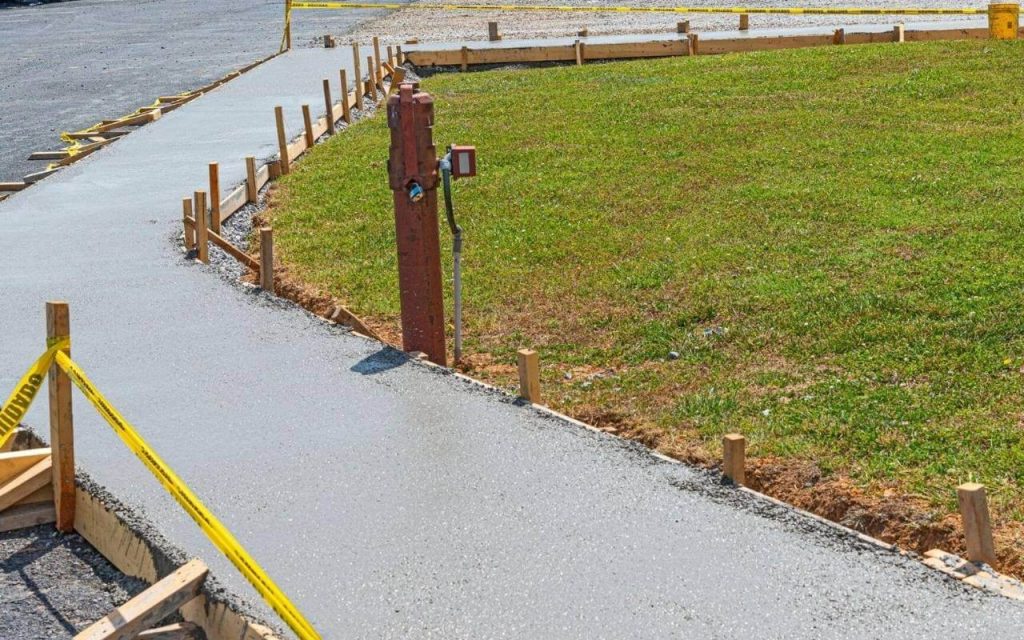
[2,48,1024,639]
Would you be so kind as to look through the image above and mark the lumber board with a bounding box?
[137,622,202,639]
[0,448,50,484]
[208,230,260,271]
[0,181,28,191]
[74,559,208,640]
[0,502,55,533]
[0,456,52,512]
[16,481,54,507]
[28,150,72,161]
[219,183,248,222]
[23,167,60,183]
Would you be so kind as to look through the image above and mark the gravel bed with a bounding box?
[347,0,983,44]
[0,525,149,639]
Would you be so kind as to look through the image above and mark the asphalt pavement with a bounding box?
[2,41,1024,638]
[0,0,391,183]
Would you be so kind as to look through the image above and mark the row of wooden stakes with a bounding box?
[180,38,405,295]
[516,347,1000,571]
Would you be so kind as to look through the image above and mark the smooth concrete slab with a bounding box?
[2,46,1024,639]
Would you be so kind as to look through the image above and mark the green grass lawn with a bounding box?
[269,40,1024,520]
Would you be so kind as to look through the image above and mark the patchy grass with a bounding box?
[269,41,1024,528]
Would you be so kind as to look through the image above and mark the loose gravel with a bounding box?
[0,525,148,639]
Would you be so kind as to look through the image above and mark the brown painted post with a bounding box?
[182,197,195,251]
[723,434,746,485]
[739,13,749,30]
[208,162,221,234]
[46,301,74,532]
[245,156,258,203]
[353,44,363,107]
[340,70,352,123]
[366,56,378,101]
[275,106,290,175]
[488,21,500,41]
[260,228,275,293]
[517,349,541,403]
[194,191,209,264]
[386,84,447,365]
[677,20,690,33]
[893,24,905,42]
[958,483,997,565]
[322,79,336,135]
[302,104,314,148]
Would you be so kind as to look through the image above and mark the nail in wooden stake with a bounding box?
[352,44,363,107]
[182,197,195,251]
[322,79,336,135]
[245,156,258,203]
[302,104,314,148]
[958,483,997,566]
[208,162,221,234]
[193,190,209,264]
[340,69,352,123]
[723,433,746,485]
[260,227,275,293]
[366,56,378,100]
[517,349,541,404]
[274,106,290,175]
[488,21,500,41]
[46,301,74,532]
[893,23,905,42]
[739,13,749,30]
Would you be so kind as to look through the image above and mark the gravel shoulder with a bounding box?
[0,525,148,639]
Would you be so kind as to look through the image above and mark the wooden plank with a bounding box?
[74,559,208,640]
[245,156,258,203]
[0,431,19,452]
[260,228,275,293]
[517,349,541,404]
[24,167,60,183]
[0,182,28,191]
[93,109,161,134]
[0,502,55,533]
[0,456,52,512]
[28,151,71,161]
[219,183,248,222]
[0,448,50,485]
[46,301,74,532]
[677,20,690,34]
[373,36,383,84]
[905,26,987,41]
[16,481,54,508]
[722,433,746,485]
[137,622,202,640]
[894,23,905,42]
[255,162,271,192]
[366,56,378,100]
[958,483,997,566]
[208,230,260,272]
[739,13,749,30]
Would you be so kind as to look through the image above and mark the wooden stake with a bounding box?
[575,40,585,65]
[677,20,690,34]
[0,457,52,512]
[193,191,209,264]
[207,162,221,234]
[74,559,208,640]
[958,483,997,566]
[340,70,352,123]
[894,24,905,42]
[739,13,749,30]
[373,36,383,82]
[488,21,500,41]
[46,301,73,532]
[366,56,378,100]
[722,434,746,485]
[260,228,275,293]
[577,27,588,37]
[353,44,363,107]
[322,79,336,135]
[689,32,700,55]
[517,349,541,404]
[302,104,314,148]
[396,45,404,64]
[833,28,846,45]
[274,105,290,175]
[182,197,195,251]
[461,46,469,72]
[387,44,395,66]
[245,156,258,203]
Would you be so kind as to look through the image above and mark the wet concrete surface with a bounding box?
[0,0,393,183]
[3,41,1024,640]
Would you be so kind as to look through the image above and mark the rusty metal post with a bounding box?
[387,83,446,365]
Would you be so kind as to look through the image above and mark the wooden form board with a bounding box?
[405,26,991,67]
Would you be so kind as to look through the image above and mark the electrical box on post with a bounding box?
[450,145,477,179]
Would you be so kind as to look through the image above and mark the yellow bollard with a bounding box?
[988,3,1019,39]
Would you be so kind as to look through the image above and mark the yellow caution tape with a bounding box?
[0,337,70,450]
[292,1,985,14]
[53,351,322,640]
